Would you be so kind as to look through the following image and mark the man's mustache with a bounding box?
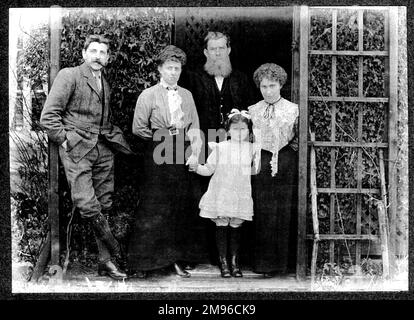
[92,59,107,66]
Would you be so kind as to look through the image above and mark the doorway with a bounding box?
[174,6,298,274]
[174,7,294,100]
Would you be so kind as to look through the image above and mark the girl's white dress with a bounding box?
[199,140,254,221]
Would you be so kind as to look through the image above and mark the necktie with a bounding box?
[264,97,282,120]
[264,102,275,120]
[95,73,102,93]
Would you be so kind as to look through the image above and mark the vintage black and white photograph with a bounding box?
[9,4,408,293]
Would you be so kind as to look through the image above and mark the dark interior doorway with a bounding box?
[174,7,293,101]
[174,7,297,272]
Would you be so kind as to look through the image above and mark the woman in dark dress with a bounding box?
[248,63,299,277]
[127,45,204,278]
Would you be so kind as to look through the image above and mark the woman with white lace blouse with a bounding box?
[248,63,299,278]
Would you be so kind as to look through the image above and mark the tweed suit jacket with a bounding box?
[40,63,133,163]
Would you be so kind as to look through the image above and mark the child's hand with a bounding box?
[188,163,198,172]
[186,154,198,165]
[186,154,198,172]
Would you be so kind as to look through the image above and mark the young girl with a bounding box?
[189,109,256,278]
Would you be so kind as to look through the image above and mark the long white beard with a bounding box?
[204,56,232,77]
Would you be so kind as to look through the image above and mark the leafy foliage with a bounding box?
[337,56,358,96]
[309,56,331,96]
[319,262,344,288]
[16,23,49,90]
[12,24,49,268]
[310,9,332,50]
[11,132,49,266]
[337,9,358,51]
[361,258,382,276]
[309,101,331,141]
[363,11,385,51]
[363,57,385,97]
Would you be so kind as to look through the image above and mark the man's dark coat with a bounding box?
[180,67,256,133]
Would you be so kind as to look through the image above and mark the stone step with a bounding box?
[53,263,308,292]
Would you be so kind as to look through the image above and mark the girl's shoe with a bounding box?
[230,255,243,277]
[219,256,232,278]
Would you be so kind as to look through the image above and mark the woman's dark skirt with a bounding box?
[127,130,209,271]
[251,145,298,274]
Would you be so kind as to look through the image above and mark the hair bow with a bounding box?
[228,108,251,120]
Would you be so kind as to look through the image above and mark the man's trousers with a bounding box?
[59,139,115,263]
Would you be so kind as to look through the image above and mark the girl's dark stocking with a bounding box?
[229,226,243,277]
[216,226,231,278]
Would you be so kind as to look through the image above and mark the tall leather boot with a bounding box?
[89,213,121,258]
[114,242,127,272]
[96,238,127,280]
[216,226,231,278]
[229,227,243,277]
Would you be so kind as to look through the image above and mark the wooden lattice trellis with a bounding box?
[296,6,399,278]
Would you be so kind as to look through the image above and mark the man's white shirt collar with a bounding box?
[215,76,224,91]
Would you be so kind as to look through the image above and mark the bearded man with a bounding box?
[178,31,255,268]
[181,31,255,141]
